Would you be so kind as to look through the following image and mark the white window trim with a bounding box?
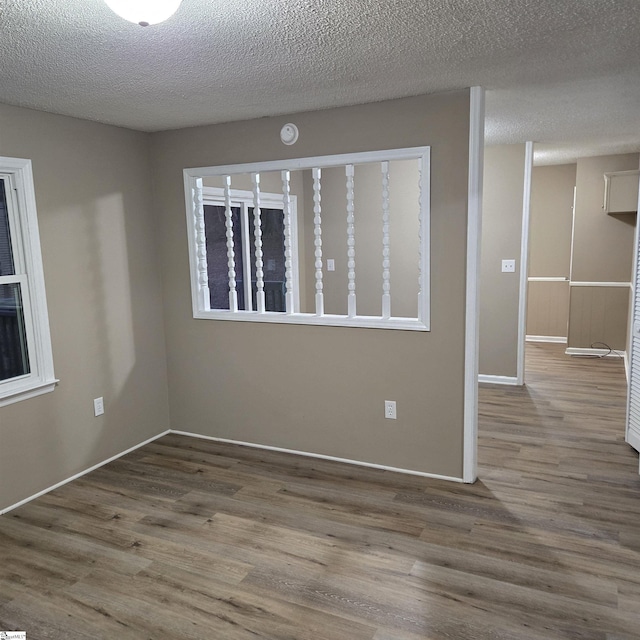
[0,157,57,407]
[202,186,300,313]
[184,147,430,331]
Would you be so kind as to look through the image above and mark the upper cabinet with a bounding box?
[603,170,639,214]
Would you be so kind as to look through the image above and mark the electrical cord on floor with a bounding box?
[570,341,625,359]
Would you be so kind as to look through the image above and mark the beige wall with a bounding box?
[479,144,526,378]
[526,163,576,339]
[0,104,170,510]
[568,286,630,349]
[529,164,575,278]
[526,280,571,338]
[572,154,637,283]
[568,153,638,350]
[150,91,471,478]
[302,160,420,317]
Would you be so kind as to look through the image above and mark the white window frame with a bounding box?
[184,146,430,331]
[0,157,57,407]
[202,186,300,313]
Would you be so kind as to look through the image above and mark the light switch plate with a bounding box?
[94,397,104,417]
[502,259,516,273]
[327,258,335,272]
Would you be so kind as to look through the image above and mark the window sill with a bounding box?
[0,378,59,408]
[194,310,429,331]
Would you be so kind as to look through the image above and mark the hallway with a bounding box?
[477,342,640,635]
[480,342,634,481]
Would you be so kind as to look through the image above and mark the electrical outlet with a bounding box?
[385,400,397,420]
[501,259,516,273]
[94,397,104,417]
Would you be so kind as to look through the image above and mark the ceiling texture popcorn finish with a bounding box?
[0,0,639,163]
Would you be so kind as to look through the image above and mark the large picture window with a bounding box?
[0,157,56,407]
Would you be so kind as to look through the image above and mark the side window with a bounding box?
[201,187,298,313]
[0,158,56,407]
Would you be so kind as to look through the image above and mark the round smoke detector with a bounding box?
[280,123,299,145]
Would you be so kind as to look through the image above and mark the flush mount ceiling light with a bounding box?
[104,0,182,26]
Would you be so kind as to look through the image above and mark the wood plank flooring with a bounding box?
[1,343,640,638]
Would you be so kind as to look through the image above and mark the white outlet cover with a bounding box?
[501,259,516,273]
[385,400,397,419]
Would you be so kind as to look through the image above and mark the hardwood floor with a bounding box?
[1,343,640,638]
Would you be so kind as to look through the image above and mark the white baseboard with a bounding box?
[478,374,520,386]
[526,335,567,344]
[565,347,626,359]
[170,430,465,483]
[0,430,171,516]
[0,426,467,516]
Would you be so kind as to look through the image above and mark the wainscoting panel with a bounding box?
[567,285,630,350]
[526,279,569,340]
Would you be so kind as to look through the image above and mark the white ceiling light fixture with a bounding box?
[103,0,182,27]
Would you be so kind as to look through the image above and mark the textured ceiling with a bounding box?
[0,0,639,164]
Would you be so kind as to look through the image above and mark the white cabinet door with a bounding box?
[604,170,639,214]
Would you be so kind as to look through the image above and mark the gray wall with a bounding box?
[302,160,420,317]
[529,164,575,278]
[479,144,526,378]
[568,153,638,350]
[0,104,170,510]
[527,280,571,339]
[0,90,474,508]
[526,155,638,351]
[526,163,575,339]
[150,91,472,478]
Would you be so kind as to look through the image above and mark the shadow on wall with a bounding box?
[0,113,170,511]
[32,189,162,492]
